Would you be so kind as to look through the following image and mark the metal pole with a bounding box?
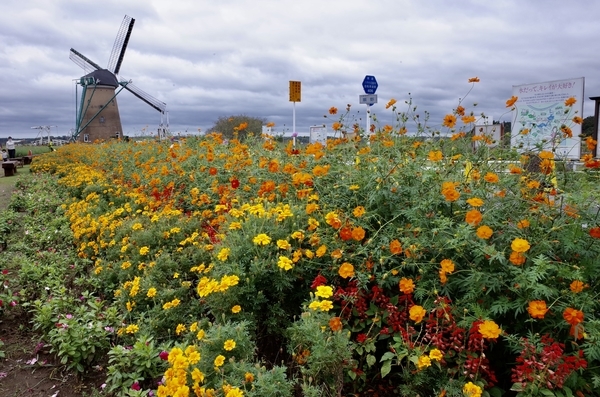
[366,105,370,138]
[293,101,296,146]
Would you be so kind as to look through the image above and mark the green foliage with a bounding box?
[207,114,266,140]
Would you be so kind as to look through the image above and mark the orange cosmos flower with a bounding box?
[443,114,457,128]
[442,186,460,202]
[266,121,275,128]
[506,96,518,108]
[589,227,600,239]
[465,209,483,226]
[476,225,493,239]
[353,206,366,217]
[572,116,583,124]
[338,262,355,278]
[527,300,548,319]
[351,226,366,241]
[478,320,502,339]
[468,77,480,83]
[389,239,402,255]
[483,172,499,183]
[439,269,448,284]
[456,105,466,116]
[329,107,338,115]
[329,316,343,331]
[466,197,484,207]
[440,259,455,274]
[462,115,476,124]
[585,136,597,151]
[428,150,443,161]
[509,250,526,265]
[570,280,585,293]
[409,305,427,323]
[563,307,584,326]
[385,98,397,109]
[511,238,530,253]
[564,97,577,107]
[560,125,573,138]
[516,219,530,229]
[399,277,415,294]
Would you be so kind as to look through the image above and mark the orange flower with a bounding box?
[509,250,526,265]
[476,225,493,239]
[443,114,457,128]
[338,262,355,278]
[439,269,448,284]
[468,77,480,83]
[466,197,484,207]
[209,167,218,176]
[339,226,352,241]
[564,97,577,107]
[353,206,366,217]
[563,307,584,326]
[589,227,600,239]
[511,238,530,253]
[465,209,483,226]
[461,115,476,124]
[428,150,443,161]
[389,239,402,255]
[440,259,455,274]
[351,226,365,241]
[483,172,499,183]
[570,280,585,293]
[329,107,338,115]
[572,116,583,124]
[409,305,427,323]
[399,277,415,294]
[442,186,460,202]
[385,98,397,109]
[527,300,548,319]
[329,316,343,331]
[516,219,530,229]
[478,320,502,339]
[506,96,518,108]
[585,136,597,151]
[560,125,573,138]
[456,105,466,116]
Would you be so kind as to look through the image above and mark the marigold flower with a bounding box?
[506,96,518,108]
[139,246,150,256]
[253,233,271,245]
[570,280,585,293]
[509,250,526,265]
[476,225,493,239]
[478,320,501,339]
[217,248,230,261]
[468,77,480,83]
[409,305,426,323]
[245,372,255,383]
[465,209,483,226]
[440,259,455,274]
[278,256,293,271]
[232,305,241,313]
[329,316,343,331]
[319,300,333,311]
[399,277,415,294]
[443,114,457,128]
[511,238,530,253]
[389,239,402,255]
[463,382,482,397]
[353,206,366,217]
[338,262,355,279]
[325,212,342,228]
[351,226,366,241]
[329,106,338,115]
[315,285,333,298]
[277,239,291,250]
[466,197,484,207]
[339,226,352,241]
[224,339,236,351]
[564,97,577,106]
[527,300,548,319]
[214,354,225,367]
[563,307,584,325]
[483,172,499,183]
[516,219,530,229]
[416,355,431,370]
[147,287,157,298]
[429,348,443,361]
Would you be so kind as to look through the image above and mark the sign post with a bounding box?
[361,75,378,137]
[289,81,301,145]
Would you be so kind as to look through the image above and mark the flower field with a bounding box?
[3,89,600,397]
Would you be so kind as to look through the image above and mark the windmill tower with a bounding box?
[70,15,168,143]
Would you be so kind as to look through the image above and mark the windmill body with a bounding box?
[70,15,168,143]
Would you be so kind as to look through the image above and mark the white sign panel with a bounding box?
[511,77,584,159]
[310,125,328,144]
[359,94,378,105]
[474,124,502,148]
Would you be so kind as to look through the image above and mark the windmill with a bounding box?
[70,15,169,143]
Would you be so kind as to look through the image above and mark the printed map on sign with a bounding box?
[511,77,584,159]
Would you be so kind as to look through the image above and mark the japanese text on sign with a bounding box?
[517,81,577,94]
[289,81,301,102]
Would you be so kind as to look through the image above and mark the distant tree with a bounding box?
[581,116,595,137]
[207,115,266,140]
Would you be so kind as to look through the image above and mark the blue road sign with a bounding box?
[362,75,378,94]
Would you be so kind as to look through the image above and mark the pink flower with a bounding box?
[159,351,169,361]
[131,381,141,391]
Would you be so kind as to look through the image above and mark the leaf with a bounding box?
[380,351,395,362]
[366,354,376,367]
[381,360,392,378]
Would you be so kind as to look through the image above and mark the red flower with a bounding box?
[339,226,352,241]
[209,167,218,175]
[231,179,240,189]
[310,274,327,289]
[589,227,600,239]
[159,351,169,361]
[131,381,141,391]
[356,333,367,343]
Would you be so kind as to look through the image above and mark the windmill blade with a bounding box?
[70,48,102,74]
[122,80,167,114]
[107,15,135,75]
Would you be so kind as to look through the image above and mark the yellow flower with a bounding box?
[253,233,271,245]
[277,239,291,250]
[214,355,225,367]
[147,287,157,298]
[428,150,443,161]
[476,225,493,239]
[125,324,139,334]
[466,197,484,207]
[139,246,150,255]
[416,355,431,370]
[338,262,355,278]
[232,305,242,313]
[463,382,482,397]
[308,301,321,311]
[197,329,206,340]
[440,259,455,274]
[319,300,333,311]
[176,324,187,335]
[349,184,360,191]
[224,339,236,351]
[409,305,426,323]
[461,115,476,124]
[353,206,366,217]
[429,348,443,361]
[315,285,334,298]
[478,320,502,339]
[516,219,530,229]
[278,256,293,271]
[217,248,230,261]
[511,238,530,253]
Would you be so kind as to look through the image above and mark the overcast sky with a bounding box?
[1,0,599,139]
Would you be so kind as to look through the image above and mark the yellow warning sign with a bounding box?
[289,81,301,102]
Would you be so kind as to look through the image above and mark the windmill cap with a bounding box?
[82,69,119,88]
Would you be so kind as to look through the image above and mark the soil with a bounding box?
[0,169,105,396]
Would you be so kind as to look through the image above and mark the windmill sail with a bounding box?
[122,81,167,114]
[69,48,102,74]
[107,15,135,75]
